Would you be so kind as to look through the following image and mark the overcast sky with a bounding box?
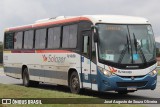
[0,0,160,42]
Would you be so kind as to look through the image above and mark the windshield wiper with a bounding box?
[118,35,130,63]
[133,33,147,63]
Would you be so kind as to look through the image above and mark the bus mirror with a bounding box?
[94,32,98,42]
[91,25,98,42]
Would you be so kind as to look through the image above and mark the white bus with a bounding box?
[3,15,157,94]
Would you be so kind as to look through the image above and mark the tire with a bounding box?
[22,68,39,87]
[69,72,81,94]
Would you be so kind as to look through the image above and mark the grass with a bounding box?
[0,84,89,98]
[0,84,145,107]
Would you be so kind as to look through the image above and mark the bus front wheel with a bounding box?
[69,72,81,94]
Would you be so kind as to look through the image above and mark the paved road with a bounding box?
[0,68,160,100]
[0,68,22,84]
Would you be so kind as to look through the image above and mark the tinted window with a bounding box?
[83,36,89,55]
[5,33,14,49]
[14,32,23,49]
[69,25,77,48]
[62,26,70,48]
[82,31,90,57]
[62,24,77,48]
[35,29,46,49]
[24,30,34,49]
[48,27,61,48]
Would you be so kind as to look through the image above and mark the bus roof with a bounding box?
[85,15,149,24]
[5,15,149,32]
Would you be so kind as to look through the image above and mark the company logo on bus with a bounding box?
[43,55,48,62]
[108,66,117,73]
[42,54,66,63]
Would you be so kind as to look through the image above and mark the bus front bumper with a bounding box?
[98,72,157,92]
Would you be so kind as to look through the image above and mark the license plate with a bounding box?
[127,87,137,91]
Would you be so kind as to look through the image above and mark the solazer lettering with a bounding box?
[42,54,66,63]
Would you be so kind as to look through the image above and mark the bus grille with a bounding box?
[119,75,145,78]
[117,81,147,87]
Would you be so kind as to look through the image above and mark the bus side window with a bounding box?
[4,33,14,49]
[35,29,46,49]
[83,36,90,57]
[24,30,34,49]
[62,24,78,48]
[14,32,23,49]
[48,27,61,49]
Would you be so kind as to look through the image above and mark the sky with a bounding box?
[0,0,160,42]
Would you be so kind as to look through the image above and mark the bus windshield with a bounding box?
[97,24,156,64]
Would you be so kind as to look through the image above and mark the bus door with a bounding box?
[81,31,92,89]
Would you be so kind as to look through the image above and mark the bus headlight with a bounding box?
[98,67,112,77]
[149,69,157,76]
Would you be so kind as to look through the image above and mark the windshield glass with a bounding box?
[98,24,156,64]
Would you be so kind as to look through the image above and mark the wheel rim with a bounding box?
[71,75,79,91]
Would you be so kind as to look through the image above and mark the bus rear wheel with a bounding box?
[69,72,81,94]
[22,68,39,87]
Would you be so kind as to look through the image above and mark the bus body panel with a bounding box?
[81,56,98,90]
[3,51,82,86]
[97,68,157,92]
[104,64,157,76]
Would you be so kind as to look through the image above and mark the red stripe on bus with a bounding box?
[36,50,73,53]
[11,50,35,53]
[11,50,73,53]
[8,17,90,32]
[9,25,32,32]
[33,17,90,28]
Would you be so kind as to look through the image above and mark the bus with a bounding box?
[3,15,157,94]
